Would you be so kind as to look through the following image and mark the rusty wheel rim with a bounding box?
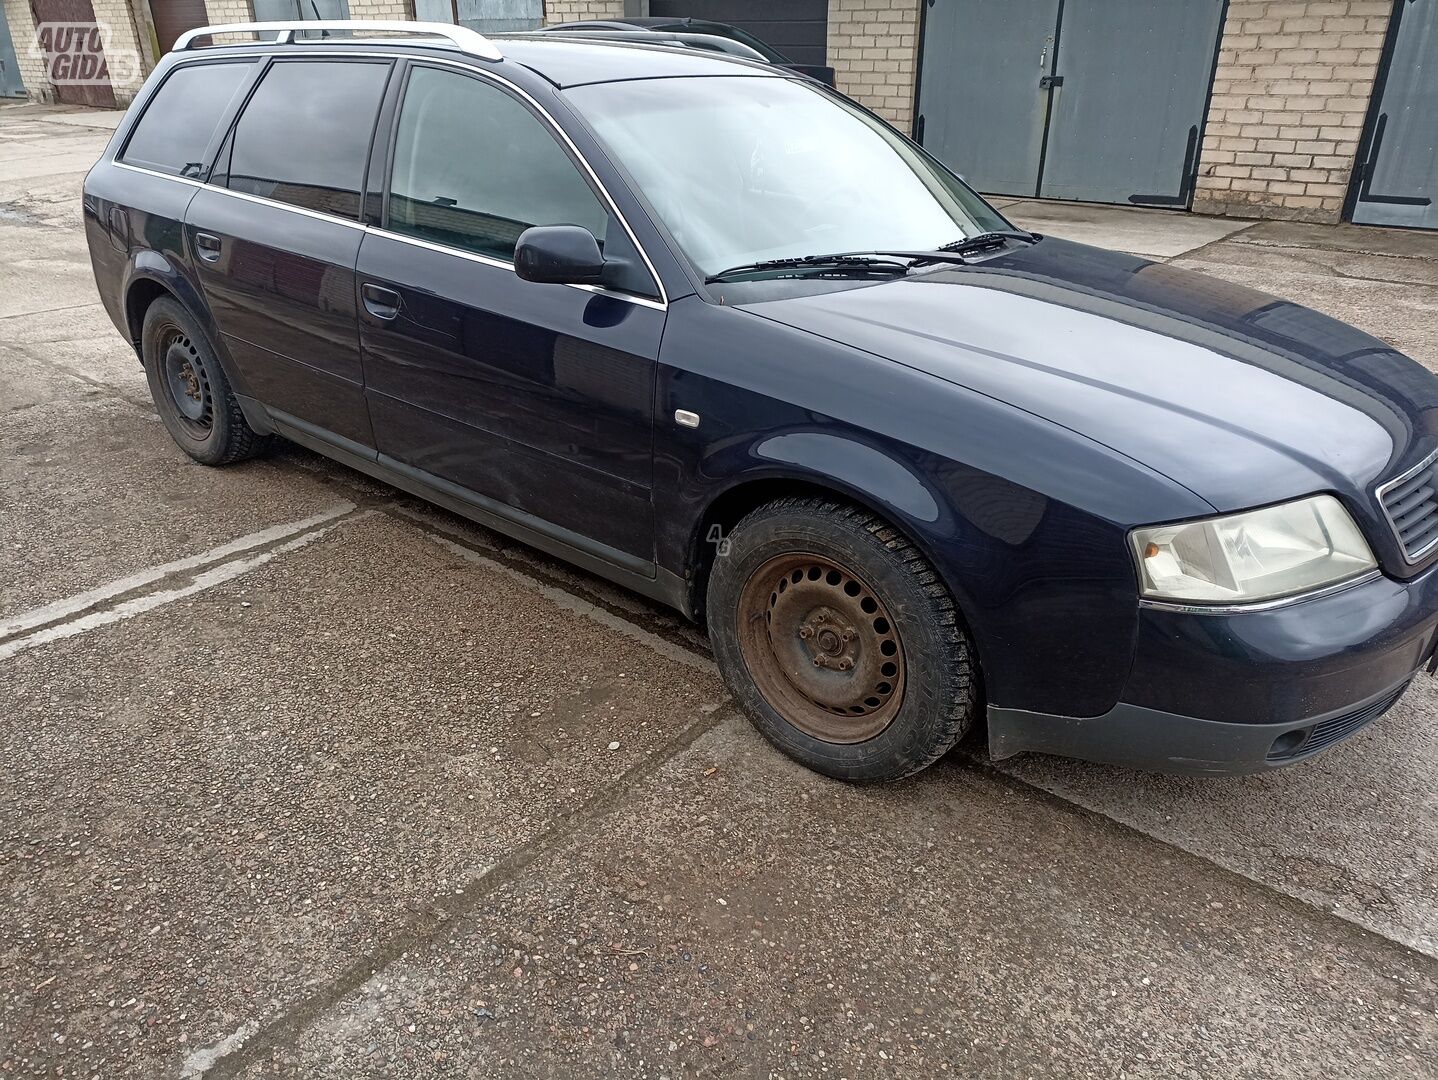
[737,552,906,743]
[160,326,213,436]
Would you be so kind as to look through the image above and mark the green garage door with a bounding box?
[1352,0,1438,230]
[916,0,1224,207]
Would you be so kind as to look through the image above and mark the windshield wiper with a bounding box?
[937,229,1040,255]
[706,253,913,284]
[705,249,981,284]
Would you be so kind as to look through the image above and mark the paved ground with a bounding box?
[0,102,1435,1079]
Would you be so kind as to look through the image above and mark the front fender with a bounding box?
[653,297,1210,717]
[753,432,942,524]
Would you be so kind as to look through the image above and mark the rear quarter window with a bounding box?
[120,61,253,179]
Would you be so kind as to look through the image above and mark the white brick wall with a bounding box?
[204,0,256,23]
[827,0,919,132]
[346,0,416,19]
[543,0,624,25]
[1193,0,1392,223]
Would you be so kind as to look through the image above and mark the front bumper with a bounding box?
[989,565,1438,775]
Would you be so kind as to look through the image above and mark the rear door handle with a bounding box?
[361,282,401,321]
[194,232,222,262]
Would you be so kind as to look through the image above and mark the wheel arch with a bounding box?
[686,468,977,642]
[122,261,266,430]
[122,251,211,355]
[123,276,172,354]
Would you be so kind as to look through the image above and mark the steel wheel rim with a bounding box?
[160,327,213,434]
[736,552,906,743]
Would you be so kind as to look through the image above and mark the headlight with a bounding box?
[1131,495,1376,605]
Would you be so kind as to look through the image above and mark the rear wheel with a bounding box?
[142,297,268,465]
[707,496,976,782]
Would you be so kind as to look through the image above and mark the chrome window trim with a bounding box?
[1374,446,1438,564]
[114,161,208,188]
[1137,569,1383,615]
[115,49,668,311]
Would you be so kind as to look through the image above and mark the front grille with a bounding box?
[1268,682,1408,760]
[1378,452,1438,561]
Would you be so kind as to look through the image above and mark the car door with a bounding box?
[356,62,665,568]
[187,56,393,447]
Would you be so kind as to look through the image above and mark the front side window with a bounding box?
[221,60,390,218]
[387,66,609,263]
[564,76,1009,279]
[121,61,252,178]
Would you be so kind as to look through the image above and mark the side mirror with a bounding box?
[514,225,605,285]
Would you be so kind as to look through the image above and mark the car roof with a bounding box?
[493,35,784,88]
[169,32,784,90]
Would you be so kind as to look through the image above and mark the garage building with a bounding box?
[0,0,1430,229]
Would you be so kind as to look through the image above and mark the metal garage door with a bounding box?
[30,0,114,107]
[916,0,1225,207]
[1352,0,1438,230]
[647,0,827,67]
[0,4,24,97]
[149,0,209,53]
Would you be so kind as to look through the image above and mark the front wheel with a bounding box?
[706,497,977,782]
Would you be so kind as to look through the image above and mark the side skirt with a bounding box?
[243,399,692,618]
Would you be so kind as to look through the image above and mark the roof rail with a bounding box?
[172,20,503,62]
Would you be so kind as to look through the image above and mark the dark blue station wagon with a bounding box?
[84,21,1438,780]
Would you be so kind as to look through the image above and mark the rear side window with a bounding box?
[387,66,608,261]
[220,60,390,219]
[121,62,252,178]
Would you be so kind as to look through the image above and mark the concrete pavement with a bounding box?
[1,102,1435,1079]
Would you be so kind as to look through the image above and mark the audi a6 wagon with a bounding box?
[84,21,1438,781]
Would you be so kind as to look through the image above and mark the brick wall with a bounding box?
[201,1,417,24]
[826,0,919,131]
[543,0,624,25]
[2,0,149,104]
[347,0,416,19]
[1193,0,1392,223]
[203,0,256,23]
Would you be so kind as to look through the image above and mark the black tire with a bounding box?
[707,496,976,782]
[142,297,268,465]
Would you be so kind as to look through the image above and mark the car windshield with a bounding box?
[564,76,1010,280]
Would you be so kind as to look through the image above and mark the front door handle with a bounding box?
[361,282,401,321]
[194,231,222,262]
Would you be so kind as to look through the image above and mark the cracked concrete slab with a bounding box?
[994,672,1438,960]
[0,512,728,1077]
[1001,198,1255,258]
[0,396,360,619]
[245,721,1436,1080]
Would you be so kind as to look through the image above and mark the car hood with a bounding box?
[738,237,1438,514]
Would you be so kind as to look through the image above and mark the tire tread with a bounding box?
[712,495,976,781]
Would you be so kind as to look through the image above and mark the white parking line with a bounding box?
[0,508,370,662]
[0,503,357,639]
[179,1020,258,1078]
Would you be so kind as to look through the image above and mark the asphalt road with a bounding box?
[1,102,1435,1079]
